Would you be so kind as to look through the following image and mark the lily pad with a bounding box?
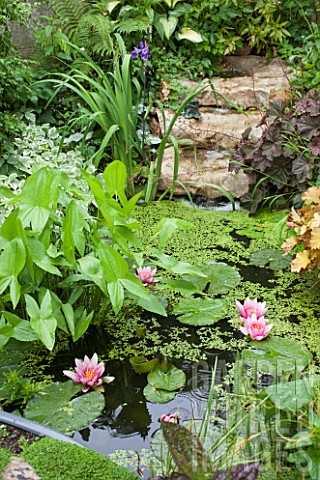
[242,336,312,373]
[264,375,320,410]
[173,298,228,326]
[148,364,186,391]
[184,263,240,296]
[129,356,159,374]
[143,384,176,403]
[24,381,105,434]
[250,248,292,270]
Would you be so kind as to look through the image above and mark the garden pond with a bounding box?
[1,199,320,478]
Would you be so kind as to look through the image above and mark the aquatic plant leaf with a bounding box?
[0,312,39,342]
[174,298,228,326]
[242,336,312,373]
[130,356,159,374]
[212,463,260,480]
[152,252,207,277]
[205,263,241,295]
[160,278,203,296]
[161,422,212,479]
[143,384,176,403]
[249,248,292,270]
[153,218,195,248]
[103,160,127,196]
[24,381,104,434]
[264,376,320,410]
[148,364,186,391]
[235,227,264,239]
[287,448,320,480]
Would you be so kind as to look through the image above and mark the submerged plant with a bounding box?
[63,353,114,392]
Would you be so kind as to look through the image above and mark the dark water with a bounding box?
[51,341,233,456]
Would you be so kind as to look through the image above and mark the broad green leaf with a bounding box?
[0,238,26,278]
[107,280,124,314]
[152,252,207,277]
[242,336,312,373]
[143,384,176,403]
[107,1,121,13]
[127,290,167,316]
[9,277,21,310]
[264,376,320,410]
[176,27,203,42]
[25,293,57,350]
[77,256,108,295]
[62,201,86,263]
[148,364,186,391]
[96,242,129,282]
[287,449,320,480]
[153,218,195,248]
[159,278,203,296]
[62,303,75,337]
[103,160,127,196]
[24,381,105,434]
[14,168,60,232]
[1,312,39,342]
[285,431,312,449]
[250,248,292,270]
[174,298,228,325]
[73,308,94,342]
[120,273,152,299]
[159,15,178,40]
[27,238,62,276]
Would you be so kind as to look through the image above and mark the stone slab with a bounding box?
[158,147,251,199]
[156,109,263,149]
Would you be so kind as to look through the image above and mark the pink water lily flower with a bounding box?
[159,412,180,424]
[236,297,268,320]
[63,353,114,393]
[136,266,158,286]
[240,313,273,341]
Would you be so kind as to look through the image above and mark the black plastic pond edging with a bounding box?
[0,411,83,447]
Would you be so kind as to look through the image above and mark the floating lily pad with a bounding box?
[129,356,159,374]
[148,364,186,391]
[264,376,320,410]
[250,248,292,270]
[184,262,241,296]
[173,298,228,326]
[242,336,312,373]
[236,227,264,239]
[24,381,105,434]
[143,384,176,403]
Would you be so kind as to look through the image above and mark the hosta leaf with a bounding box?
[148,364,186,391]
[176,27,203,43]
[158,15,178,40]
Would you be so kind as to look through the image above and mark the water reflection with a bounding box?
[66,350,233,455]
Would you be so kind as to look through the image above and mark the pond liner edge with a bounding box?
[0,410,84,447]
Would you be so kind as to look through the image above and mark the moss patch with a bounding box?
[21,438,137,480]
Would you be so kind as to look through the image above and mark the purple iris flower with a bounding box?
[131,41,151,61]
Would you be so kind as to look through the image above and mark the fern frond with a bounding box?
[76,13,115,55]
[52,0,90,41]
[116,17,150,34]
